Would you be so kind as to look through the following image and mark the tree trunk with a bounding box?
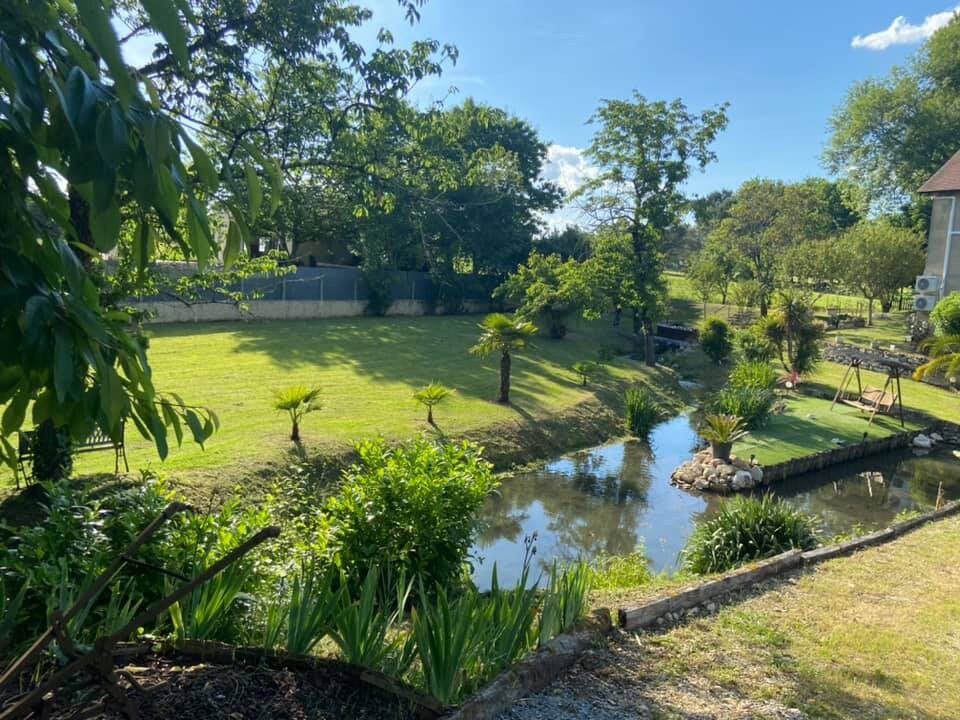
[427,406,434,425]
[759,294,768,317]
[498,350,511,404]
[643,320,656,367]
[290,419,300,443]
[867,298,873,327]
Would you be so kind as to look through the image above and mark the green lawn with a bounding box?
[1,315,680,493]
[575,514,960,719]
[737,394,922,466]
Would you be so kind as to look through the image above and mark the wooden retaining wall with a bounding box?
[618,499,960,631]
[760,427,924,484]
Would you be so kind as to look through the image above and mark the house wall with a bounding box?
[924,193,960,299]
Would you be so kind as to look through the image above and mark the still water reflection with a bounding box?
[471,415,960,589]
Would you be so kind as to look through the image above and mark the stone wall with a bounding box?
[138,299,491,324]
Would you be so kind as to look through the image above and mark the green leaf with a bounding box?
[134,219,155,277]
[62,66,97,140]
[92,167,116,212]
[224,219,242,269]
[98,364,126,423]
[95,103,128,168]
[244,162,262,222]
[73,0,137,108]
[89,201,121,251]
[140,0,190,71]
[53,329,74,402]
[1,389,28,435]
[182,131,219,189]
[268,160,283,215]
[184,410,206,447]
[187,202,211,270]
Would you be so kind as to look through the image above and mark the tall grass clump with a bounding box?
[538,560,590,646]
[682,494,818,574]
[625,386,660,437]
[729,361,778,391]
[586,552,652,590]
[707,385,774,429]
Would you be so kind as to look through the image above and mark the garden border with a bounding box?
[759,425,931,484]
[618,499,960,631]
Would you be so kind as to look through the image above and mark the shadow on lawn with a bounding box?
[201,314,633,411]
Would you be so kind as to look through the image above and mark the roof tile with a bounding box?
[919,149,960,194]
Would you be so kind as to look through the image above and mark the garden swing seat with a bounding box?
[830,356,906,428]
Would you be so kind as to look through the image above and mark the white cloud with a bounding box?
[851,6,958,50]
[541,144,598,194]
[538,145,599,231]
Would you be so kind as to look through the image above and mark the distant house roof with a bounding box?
[919,150,960,194]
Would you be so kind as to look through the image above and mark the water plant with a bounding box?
[413,382,453,425]
[273,385,322,442]
[682,494,818,574]
[625,386,660,437]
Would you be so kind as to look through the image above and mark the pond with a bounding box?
[471,415,960,589]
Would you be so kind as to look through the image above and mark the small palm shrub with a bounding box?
[699,413,748,460]
[413,382,452,425]
[273,385,322,442]
[729,361,778,391]
[324,438,498,592]
[625,386,660,437]
[931,292,960,337]
[571,360,600,386]
[707,386,774,429]
[700,317,733,365]
[682,494,818,574]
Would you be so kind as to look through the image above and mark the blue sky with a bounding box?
[363,0,958,223]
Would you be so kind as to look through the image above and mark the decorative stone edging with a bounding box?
[441,609,613,720]
[617,499,960,632]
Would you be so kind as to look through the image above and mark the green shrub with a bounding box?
[931,292,960,337]
[707,386,774,429]
[682,494,818,575]
[571,360,600,386]
[699,413,748,447]
[736,324,777,362]
[325,437,497,591]
[729,361,778,391]
[413,382,453,425]
[699,317,733,365]
[273,385,322,442]
[625,386,660,437]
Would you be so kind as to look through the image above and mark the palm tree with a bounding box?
[914,336,960,382]
[273,385,322,442]
[413,382,452,425]
[470,313,538,404]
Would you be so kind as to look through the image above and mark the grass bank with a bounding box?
[1,315,685,500]
[610,513,960,719]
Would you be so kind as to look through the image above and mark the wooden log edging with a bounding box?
[617,499,960,632]
[760,426,928,485]
[442,609,612,720]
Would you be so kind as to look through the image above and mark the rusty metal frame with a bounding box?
[0,502,280,720]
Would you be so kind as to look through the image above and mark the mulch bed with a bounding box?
[1,657,416,720]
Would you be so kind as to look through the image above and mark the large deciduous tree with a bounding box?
[0,0,452,470]
[826,15,960,215]
[572,93,729,365]
[837,220,925,325]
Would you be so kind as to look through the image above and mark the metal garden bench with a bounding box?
[16,420,129,487]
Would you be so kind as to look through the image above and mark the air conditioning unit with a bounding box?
[915,275,941,292]
[913,293,938,312]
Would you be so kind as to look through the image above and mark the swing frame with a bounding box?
[830,356,906,428]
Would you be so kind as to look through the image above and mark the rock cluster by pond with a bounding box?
[671,450,764,492]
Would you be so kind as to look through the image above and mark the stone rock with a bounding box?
[749,465,764,485]
[931,432,944,442]
[693,477,710,491]
[732,470,755,490]
[718,463,737,477]
[912,433,933,449]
